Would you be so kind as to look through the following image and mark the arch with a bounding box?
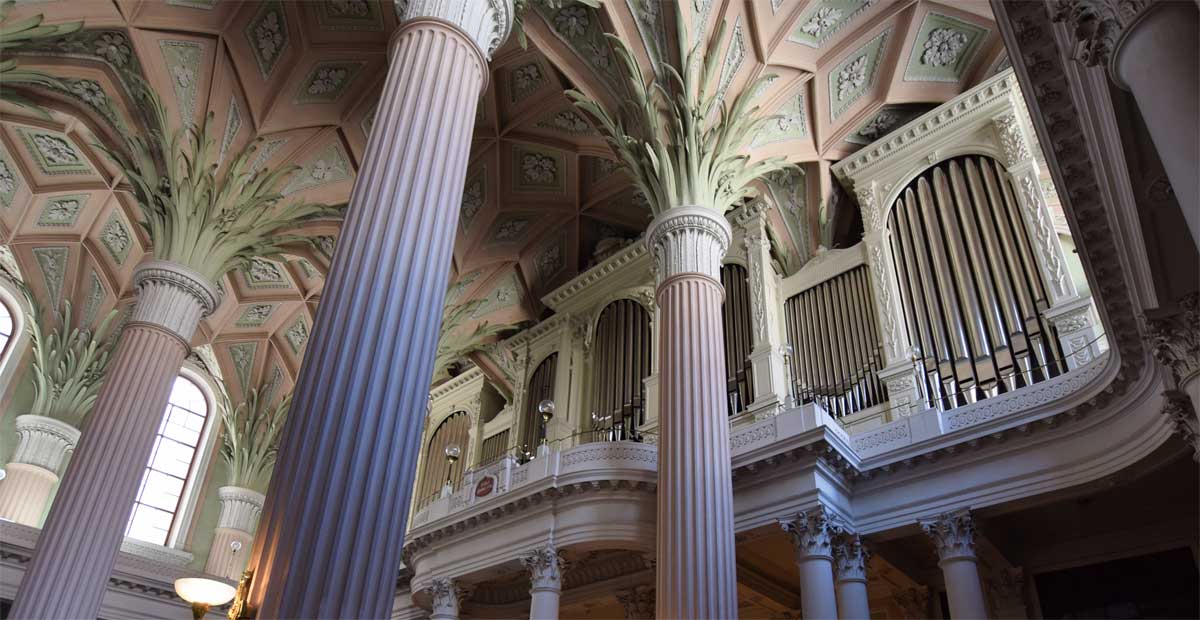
[124,372,216,547]
[587,299,651,441]
[875,145,1006,229]
[416,411,471,507]
[0,275,29,400]
[720,263,755,415]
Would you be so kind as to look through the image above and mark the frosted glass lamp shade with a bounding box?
[174,577,236,606]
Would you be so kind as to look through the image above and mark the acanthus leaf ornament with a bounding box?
[780,506,843,560]
[919,508,977,562]
[1051,0,1154,69]
[520,545,566,592]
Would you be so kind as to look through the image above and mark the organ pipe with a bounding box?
[721,264,755,416]
[887,155,1065,412]
[783,265,886,418]
[589,299,651,441]
[416,411,470,507]
[521,354,558,450]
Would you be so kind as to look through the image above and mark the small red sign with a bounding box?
[474,476,495,497]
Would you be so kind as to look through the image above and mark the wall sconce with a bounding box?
[174,577,236,620]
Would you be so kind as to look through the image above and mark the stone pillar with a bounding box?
[10,260,217,620]
[738,203,790,418]
[242,4,512,618]
[615,585,655,620]
[204,486,265,581]
[0,415,79,526]
[647,206,739,619]
[863,215,923,416]
[428,577,473,620]
[781,507,841,620]
[833,532,872,620]
[521,546,564,620]
[1054,0,1199,246]
[921,509,988,620]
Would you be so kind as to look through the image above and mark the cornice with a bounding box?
[541,240,649,312]
[430,366,485,401]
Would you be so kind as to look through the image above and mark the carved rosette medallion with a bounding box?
[520,546,566,593]
[919,508,977,563]
[645,206,732,285]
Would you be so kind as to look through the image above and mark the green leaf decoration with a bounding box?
[94,86,341,286]
[15,280,119,428]
[564,9,795,215]
[431,283,514,385]
[218,385,290,492]
[0,1,83,116]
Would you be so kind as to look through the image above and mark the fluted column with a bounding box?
[832,532,872,620]
[920,509,988,619]
[10,260,217,620]
[204,486,265,580]
[0,415,79,526]
[616,585,655,620]
[242,3,512,618]
[521,546,564,620]
[648,206,738,619]
[781,507,841,620]
[428,577,473,620]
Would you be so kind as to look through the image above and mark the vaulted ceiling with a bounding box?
[0,0,1007,394]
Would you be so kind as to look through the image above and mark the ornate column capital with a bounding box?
[854,181,882,232]
[832,532,871,583]
[427,577,474,617]
[616,585,655,620]
[11,415,80,474]
[394,0,514,59]
[1162,390,1199,463]
[780,506,842,562]
[645,206,732,284]
[1145,293,1200,388]
[520,546,566,593]
[920,508,977,563]
[1051,0,1157,79]
[216,486,266,534]
[131,260,219,341]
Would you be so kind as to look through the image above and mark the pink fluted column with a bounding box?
[648,206,739,619]
[10,260,217,620]
[243,4,511,618]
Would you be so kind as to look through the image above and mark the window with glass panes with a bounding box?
[0,299,13,360]
[125,376,209,545]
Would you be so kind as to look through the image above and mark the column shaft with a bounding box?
[798,557,840,620]
[651,207,738,619]
[0,463,56,525]
[941,558,988,619]
[835,580,871,620]
[529,589,560,620]
[10,324,189,618]
[244,19,490,619]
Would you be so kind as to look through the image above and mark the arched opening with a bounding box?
[416,411,470,507]
[520,353,558,452]
[720,263,755,416]
[588,299,651,441]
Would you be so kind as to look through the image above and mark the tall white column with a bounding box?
[738,203,790,417]
[921,509,989,619]
[781,507,841,620]
[204,486,265,581]
[428,577,473,620]
[242,3,512,618]
[1054,0,1199,246]
[10,260,217,620]
[833,533,872,620]
[0,415,79,526]
[616,585,655,620]
[521,546,564,620]
[648,206,739,619]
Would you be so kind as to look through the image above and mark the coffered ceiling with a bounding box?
[0,0,1006,392]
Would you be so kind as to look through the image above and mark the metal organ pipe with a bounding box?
[885,155,1066,412]
[589,300,651,441]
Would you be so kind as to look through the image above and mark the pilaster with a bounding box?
[1044,295,1105,370]
[862,227,911,367]
[739,205,789,417]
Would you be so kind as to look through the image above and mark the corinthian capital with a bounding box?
[920,508,977,562]
[832,532,871,583]
[780,506,842,561]
[1052,0,1156,68]
[1145,293,1200,387]
[394,0,514,59]
[645,206,732,283]
[427,577,474,617]
[520,546,566,592]
[1162,390,1199,463]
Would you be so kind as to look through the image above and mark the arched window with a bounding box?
[720,263,754,416]
[416,411,471,507]
[588,299,651,441]
[0,298,14,360]
[520,353,558,450]
[125,376,211,546]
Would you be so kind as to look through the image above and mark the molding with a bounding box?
[394,0,514,59]
[10,415,79,473]
[131,260,219,340]
[645,206,732,283]
[541,239,650,313]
